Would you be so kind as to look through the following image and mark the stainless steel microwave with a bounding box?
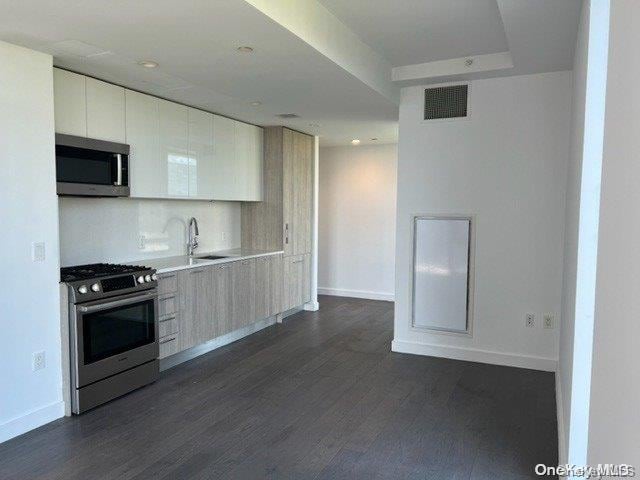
[56,133,130,197]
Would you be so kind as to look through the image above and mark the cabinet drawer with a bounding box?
[159,335,180,358]
[158,273,178,295]
[159,315,179,337]
[159,294,177,317]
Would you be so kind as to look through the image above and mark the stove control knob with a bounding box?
[78,285,88,294]
[137,275,145,284]
[91,283,100,292]
[151,273,157,281]
[145,274,152,283]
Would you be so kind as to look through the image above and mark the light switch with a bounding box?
[32,242,45,262]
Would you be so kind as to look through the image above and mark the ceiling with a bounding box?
[318,0,509,67]
[0,0,583,146]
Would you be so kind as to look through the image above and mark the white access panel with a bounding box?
[412,217,470,333]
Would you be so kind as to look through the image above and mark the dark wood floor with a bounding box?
[0,296,557,480]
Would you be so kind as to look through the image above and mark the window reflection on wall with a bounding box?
[167,153,189,196]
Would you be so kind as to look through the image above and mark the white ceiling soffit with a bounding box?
[0,0,399,146]
[320,0,583,86]
[244,0,400,105]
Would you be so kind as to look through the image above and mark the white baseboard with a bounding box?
[556,370,567,464]
[0,401,65,444]
[318,287,394,302]
[391,339,558,372]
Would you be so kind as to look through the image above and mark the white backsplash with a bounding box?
[59,197,241,266]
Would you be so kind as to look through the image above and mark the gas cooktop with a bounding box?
[60,263,151,282]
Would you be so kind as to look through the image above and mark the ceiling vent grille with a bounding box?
[424,84,468,120]
[276,113,300,119]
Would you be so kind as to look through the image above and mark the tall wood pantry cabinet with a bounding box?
[241,127,314,311]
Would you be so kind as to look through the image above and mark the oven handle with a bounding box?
[115,154,123,186]
[78,291,157,313]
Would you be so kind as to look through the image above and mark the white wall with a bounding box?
[587,0,640,467]
[59,198,241,266]
[558,0,610,466]
[393,71,572,371]
[0,42,64,442]
[318,143,397,301]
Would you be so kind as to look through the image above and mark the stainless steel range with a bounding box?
[61,263,159,414]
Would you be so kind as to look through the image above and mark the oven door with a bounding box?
[71,290,159,388]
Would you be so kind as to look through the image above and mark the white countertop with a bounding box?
[130,248,284,274]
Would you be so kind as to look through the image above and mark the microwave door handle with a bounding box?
[115,154,122,186]
[78,291,157,313]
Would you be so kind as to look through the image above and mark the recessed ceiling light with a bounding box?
[250,101,262,106]
[351,139,361,145]
[237,46,254,53]
[137,60,158,68]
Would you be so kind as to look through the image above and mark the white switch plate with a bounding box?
[526,313,535,328]
[221,231,227,242]
[543,314,554,329]
[139,235,146,250]
[32,242,45,262]
[32,351,45,371]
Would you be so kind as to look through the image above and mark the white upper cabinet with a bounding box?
[53,69,87,137]
[212,114,237,200]
[234,121,263,201]
[159,99,190,198]
[53,70,263,201]
[188,108,215,199]
[126,90,161,198]
[86,77,126,143]
[212,115,263,201]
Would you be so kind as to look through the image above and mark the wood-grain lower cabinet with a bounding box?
[177,267,213,351]
[282,254,311,311]
[159,255,283,360]
[157,272,180,359]
[211,262,233,337]
[231,259,256,330]
[255,254,283,320]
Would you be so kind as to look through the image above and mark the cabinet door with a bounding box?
[235,122,263,201]
[178,267,212,350]
[282,129,295,256]
[212,263,233,337]
[282,254,311,311]
[212,114,236,200]
[126,90,161,198]
[53,69,87,136]
[270,254,283,315]
[159,99,189,197]
[188,108,215,199]
[255,256,271,321]
[231,259,256,329]
[86,77,126,142]
[292,133,313,255]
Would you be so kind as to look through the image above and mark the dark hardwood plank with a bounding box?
[0,296,557,480]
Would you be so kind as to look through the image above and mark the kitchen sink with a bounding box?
[196,255,229,260]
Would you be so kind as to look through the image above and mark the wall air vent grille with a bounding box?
[424,84,468,120]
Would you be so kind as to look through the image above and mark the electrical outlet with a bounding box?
[544,314,554,329]
[32,351,45,371]
[526,313,535,328]
[32,242,45,262]
[138,235,146,250]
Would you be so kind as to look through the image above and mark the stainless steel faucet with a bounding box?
[187,217,199,256]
